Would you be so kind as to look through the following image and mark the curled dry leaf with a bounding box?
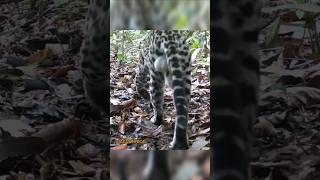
[120,99,137,110]
[50,65,75,78]
[32,118,81,144]
[111,144,128,150]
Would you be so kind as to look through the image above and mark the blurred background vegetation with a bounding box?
[110,0,210,30]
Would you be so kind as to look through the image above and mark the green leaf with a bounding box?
[191,39,199,49]
[117,53,125,61]
[265,17,280,47]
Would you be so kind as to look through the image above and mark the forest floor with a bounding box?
[109,42,211,150]
[0,1,108,179]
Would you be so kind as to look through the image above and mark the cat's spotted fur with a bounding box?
[135,30,191,149]
[213,0,260,179]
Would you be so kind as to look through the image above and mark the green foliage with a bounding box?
[111,31,210,66]
[111,31,150,63]
[263,3,320,53]
[187,31,210,66]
